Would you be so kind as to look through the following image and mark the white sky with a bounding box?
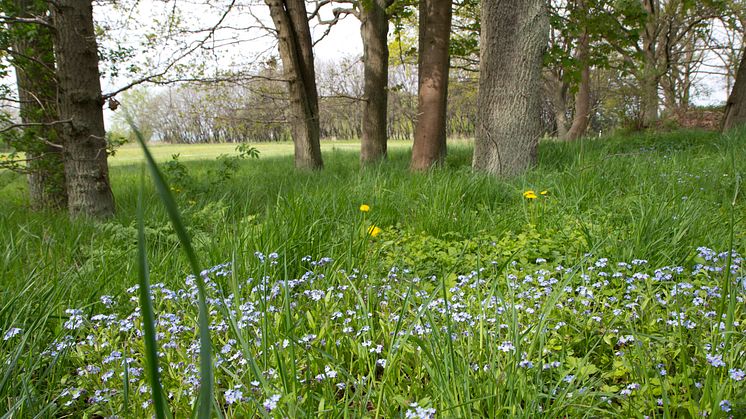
[3,2,736,126]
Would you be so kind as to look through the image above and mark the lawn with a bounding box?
[1,130,745,417]
[108,139,418,166]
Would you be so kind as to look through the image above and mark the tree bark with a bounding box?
[11,0,67,210]
[722,45,746,131]
[565,31,591,140]
[640,53,660,127]
[360,0,390,164]
[639,0,659,127]
[265,0,323,169]
[410,0,451,171]
[53,0,115,218]
[472,0,548,177]
[543,71,570,138]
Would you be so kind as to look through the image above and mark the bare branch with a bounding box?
[102,0,239,100]
[0,119,71,136]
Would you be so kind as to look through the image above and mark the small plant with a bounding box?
[105,131,128,157]
[161,153,190,192]
[236,143,260,160]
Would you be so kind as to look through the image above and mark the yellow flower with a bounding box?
[359,204,370,212]
[540,190,548,196]
[523,190,537,199]
[367,225,382,237]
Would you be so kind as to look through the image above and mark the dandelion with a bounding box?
[540,190,548,195]
[523,190,538,199]
[367,225,382,237]
[359,204,370,212]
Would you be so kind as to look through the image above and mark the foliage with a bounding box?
[1,130,745,417]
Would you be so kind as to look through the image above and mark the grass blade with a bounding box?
[137,172,170,419]
[129,118,213,418]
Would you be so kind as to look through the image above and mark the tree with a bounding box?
[310,0,396,163]
[410,0,451,171]
[360,0,393,164]
[4,0,67,209]
[53,0,115,217]
[632,0,722,126]
[472,0,548,176]
[265,0,323,169]
[564,0,591,140]
[723,49,746,131]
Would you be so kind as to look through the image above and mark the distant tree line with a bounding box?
[2,0,746,219]
[112,58,478,144]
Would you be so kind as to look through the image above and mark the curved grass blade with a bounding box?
[129,118,213,419]
[137,172,170,419]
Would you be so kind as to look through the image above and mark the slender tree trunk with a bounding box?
[723,47,746,131]
[660,75,677,118]
[53,0,115,218]
[565,31,591,140]
[11,0,67,210]
[472,0,548,177]
[265,0,323,169]
[360,0,390,164]
[640,0,659,127]
[410,0,451,171]
[544,71,570,138]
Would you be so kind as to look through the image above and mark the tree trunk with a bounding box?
[565,31,591,140]
[722,46,746,131]
[265,0,323,169]
[543,71,570,138]
[53,0,115,218]
[639,0,659,127]
[472,0,548,177]
[360,0,390,165]
[11,0,67,210]
[410,0,451,171]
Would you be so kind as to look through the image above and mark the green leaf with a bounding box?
[128,117,213,419]
[136,172,171,419]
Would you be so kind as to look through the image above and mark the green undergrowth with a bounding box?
[1,129,745,417]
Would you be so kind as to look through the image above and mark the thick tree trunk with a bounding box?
[565,32,591,140]
[360,0,390,164]
[53,0,115,218]
[472,0,548,177]
[11,0,67,210]
[265,0,323,169]
[722,47,746,131]
[410,0,451,171]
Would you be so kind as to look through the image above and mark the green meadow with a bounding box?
[1,130,745,417]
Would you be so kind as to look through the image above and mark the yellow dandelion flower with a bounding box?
[523,190,537,199]
[359,204,370,212]
[540,190,548,196]
[367,225,382,237]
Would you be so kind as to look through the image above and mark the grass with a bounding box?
[108,139,419,165]
[1,130,745,417]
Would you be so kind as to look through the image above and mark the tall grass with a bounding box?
[0,129,744,417]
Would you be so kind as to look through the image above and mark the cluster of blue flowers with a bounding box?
[5,247,743,417]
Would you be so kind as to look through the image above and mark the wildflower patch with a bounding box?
[14,248,746,417]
